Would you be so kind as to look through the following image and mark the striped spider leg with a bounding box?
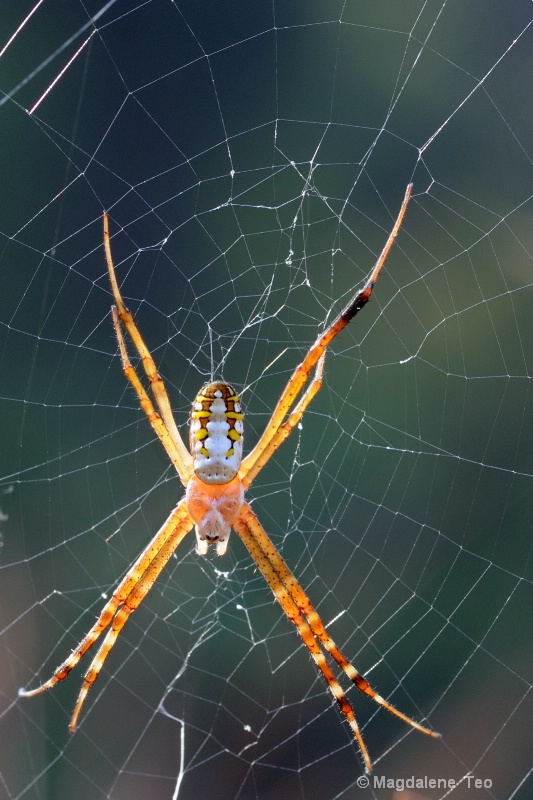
[20,183,440,771]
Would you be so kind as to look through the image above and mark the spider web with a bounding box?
[1,2,532,799]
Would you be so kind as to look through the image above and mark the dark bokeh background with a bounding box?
[0,2,532,799]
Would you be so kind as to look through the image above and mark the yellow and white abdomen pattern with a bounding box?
[189,382,244,484]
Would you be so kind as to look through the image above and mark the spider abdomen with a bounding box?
[189,382,244,484]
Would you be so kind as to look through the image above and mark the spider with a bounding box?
[20,182,440,773]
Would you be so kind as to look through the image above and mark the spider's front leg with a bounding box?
[19,500,194,730]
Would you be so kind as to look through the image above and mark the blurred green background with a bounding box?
[1,2,532,799]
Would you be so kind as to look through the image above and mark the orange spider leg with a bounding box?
[69,507,194,731]
[241,183,413,487]
[104,213,193,484]
[239,503,440,747]
[111,307,190,481]
[19,501,193,706]
[240,352,325,490]
[232,507,373,773]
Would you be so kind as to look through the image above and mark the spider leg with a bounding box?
[232,507,373,773]
[241,352,326,489]
[111,307,191,481]
[103,213,193,485]
[235,502,440,772]
[68,507,194,731]
[241,183,412,486]
[20,500,193,704]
